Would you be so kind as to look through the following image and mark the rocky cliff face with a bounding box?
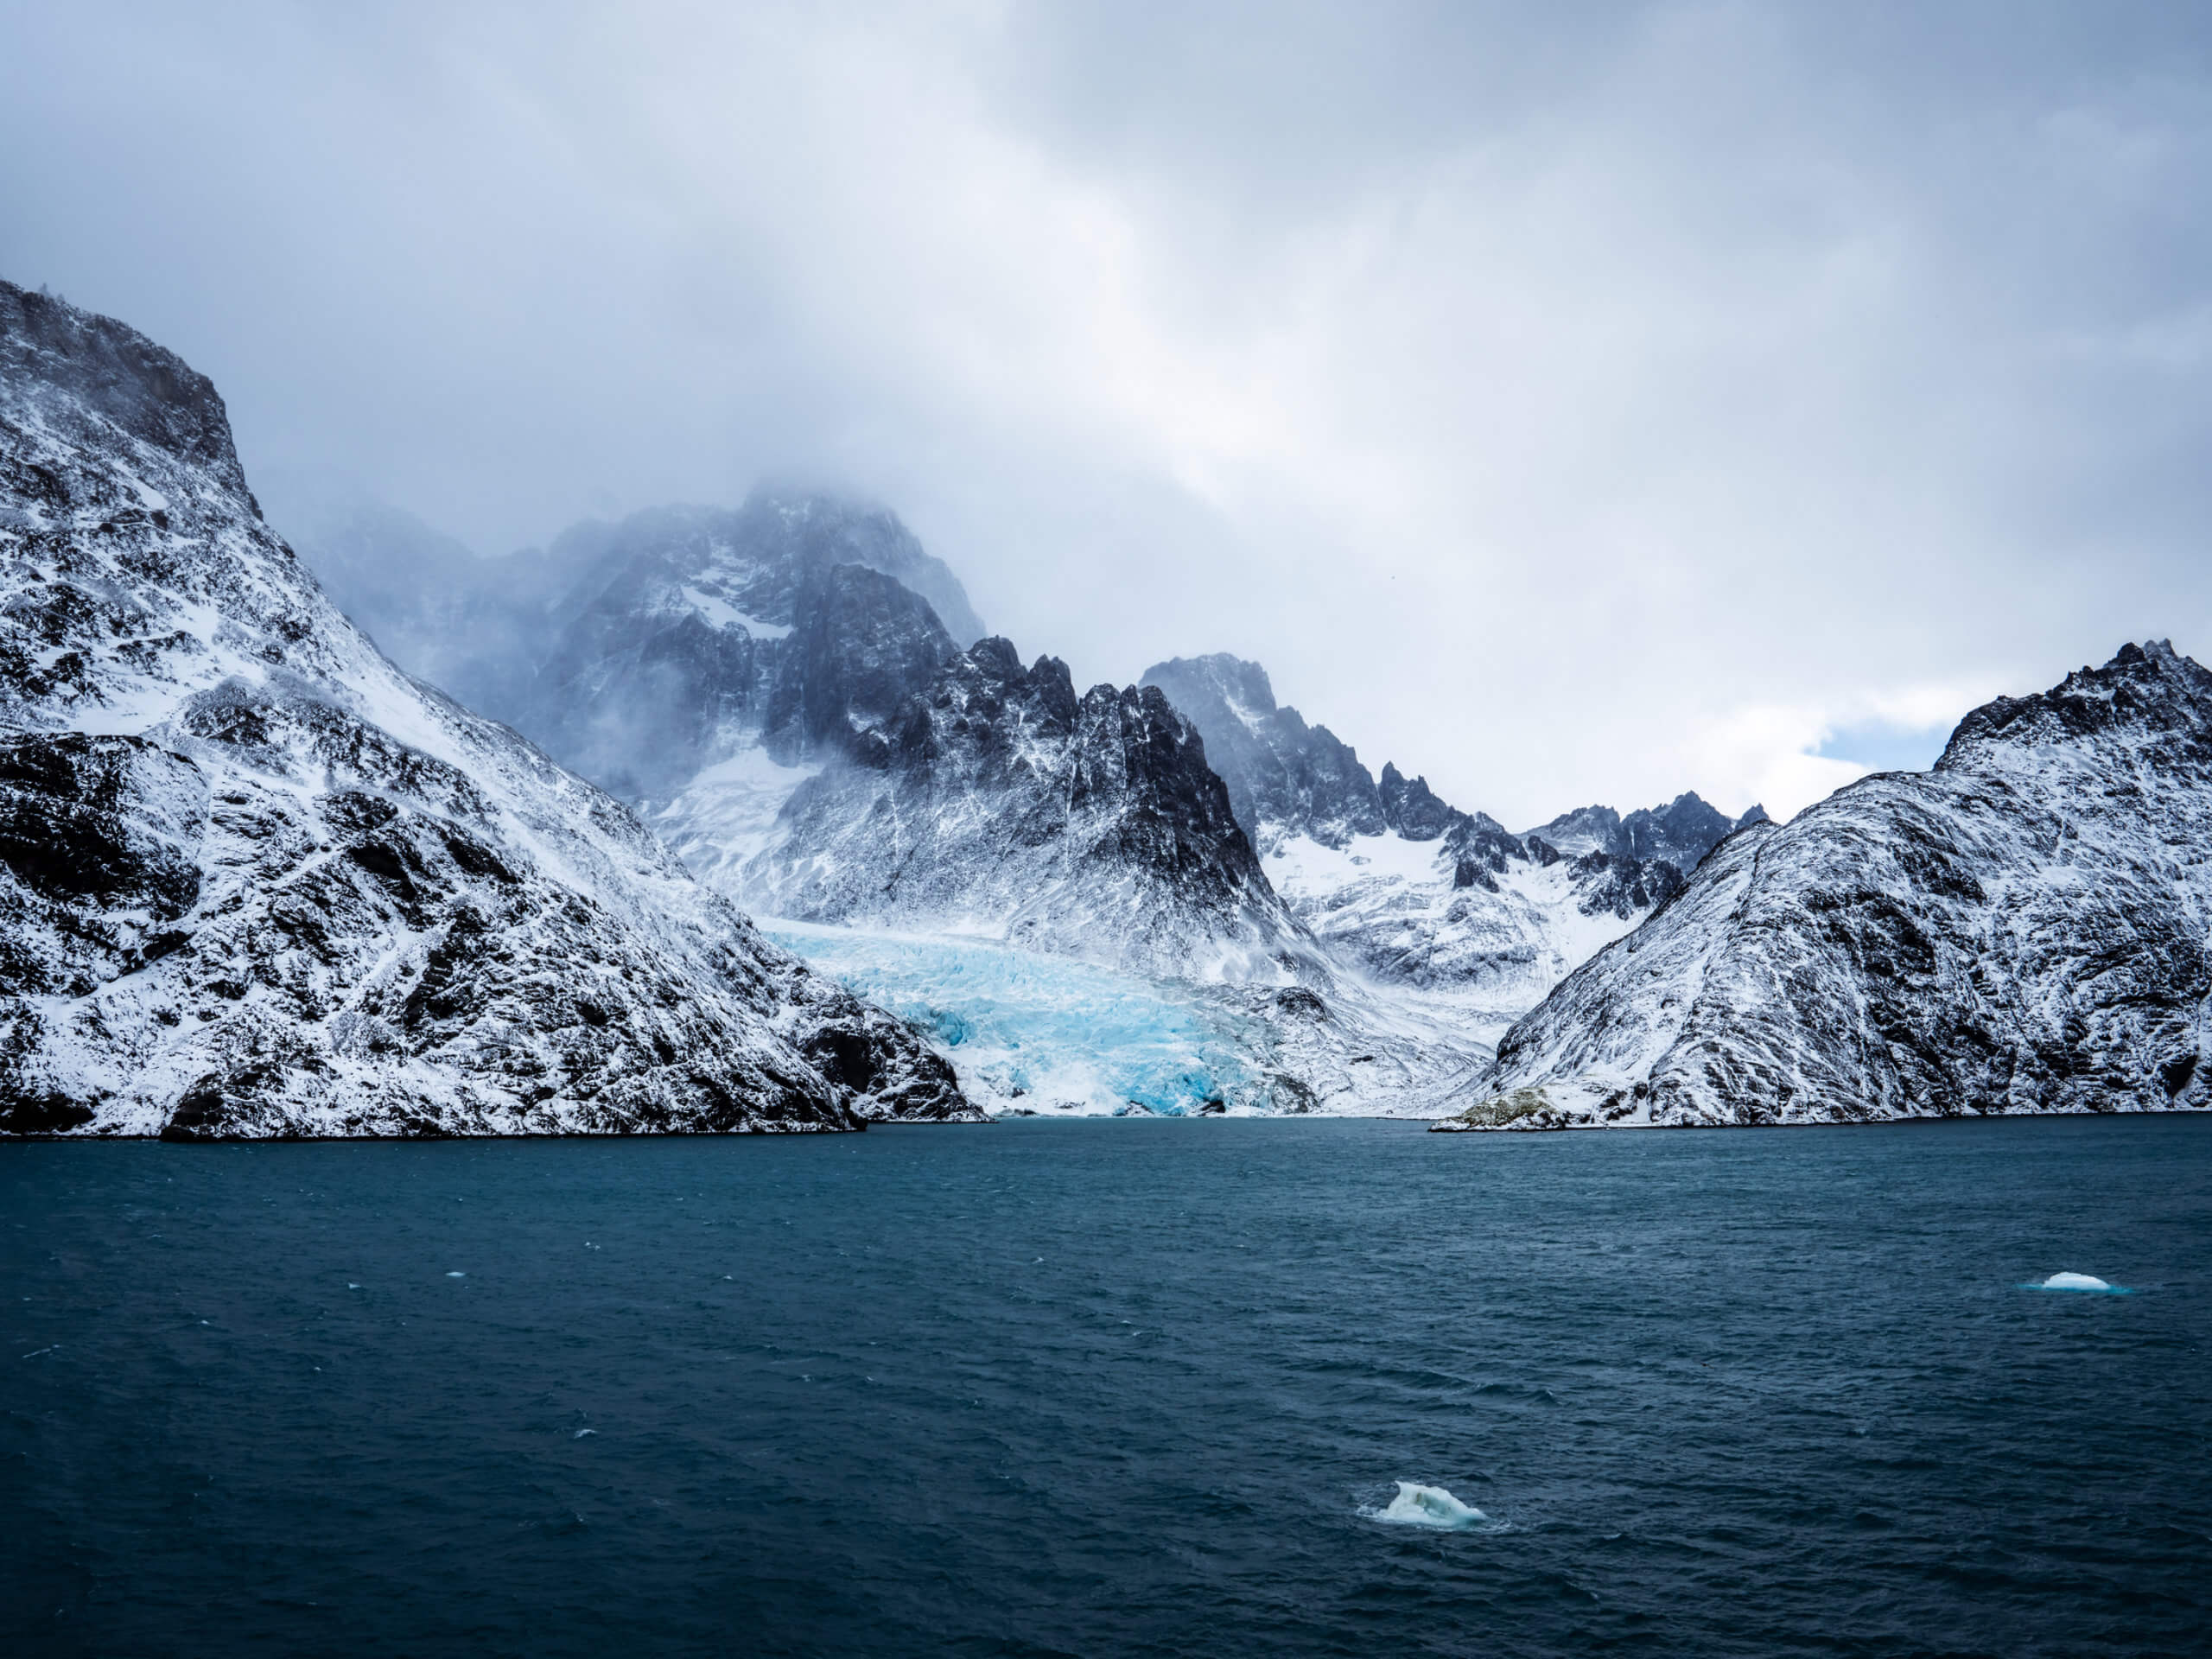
[1141,652,1744,1033]
[688,638,1308,982]
[531,532,962,802]
[0,279,975,1136]
[1444,642,2212,1129]
[1137,654,1388,847]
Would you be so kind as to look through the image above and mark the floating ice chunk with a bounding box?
[1370,1481,1489,1530]
[2032,1271,2127,1293]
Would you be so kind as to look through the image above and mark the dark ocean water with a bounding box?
[3,1116,2209,1658]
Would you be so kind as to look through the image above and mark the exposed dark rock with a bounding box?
[1524,791,1764,872]
[1377,763,1459,841]
[734,637,1301,977]
[1137,654,1385,847]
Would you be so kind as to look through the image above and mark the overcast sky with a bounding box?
[6,1,2210,824]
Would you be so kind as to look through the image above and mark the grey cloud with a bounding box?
[3,0,2209,824]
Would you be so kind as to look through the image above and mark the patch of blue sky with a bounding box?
[1813,718,1953,774]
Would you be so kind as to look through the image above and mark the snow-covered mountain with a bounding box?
[480,538,1497,1111]
[293,481,1436,1111]
[285,490,986,804]
[704,638,1304,980]
[1141,652,1760,1038]
[0,279,976,1137]
[1440,641,2212,1129]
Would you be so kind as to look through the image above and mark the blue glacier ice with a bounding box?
[760,922,1263,1114]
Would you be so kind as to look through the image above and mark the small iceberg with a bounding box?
[2026,1271,2130,1294]
[1369,1481,1491,1531]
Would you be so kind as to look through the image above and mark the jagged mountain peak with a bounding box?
[1524,791,1761,870]
[1376,762,1465,842]
[0,283,251,502]
[1145,652,1281,722]
[712,630,1305,983]
[1938,639,2212,772]
[1140,654,1383,849]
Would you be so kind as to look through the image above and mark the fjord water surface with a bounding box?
[4,1116,2208,1657]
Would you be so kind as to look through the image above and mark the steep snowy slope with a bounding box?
[0,279,975,1136]
[1141,652,1758,1034]
[1442,642,2212,1128]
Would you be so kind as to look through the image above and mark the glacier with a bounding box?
[760,922,1267,1115]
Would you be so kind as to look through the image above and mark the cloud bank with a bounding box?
[5,0,2209,823]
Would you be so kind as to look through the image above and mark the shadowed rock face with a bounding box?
[735,638,1304,980]
[0,278,975,1137]
[1138,654,1387,849]
[1457,642,2212,1129]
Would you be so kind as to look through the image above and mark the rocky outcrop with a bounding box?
[1441,642,2212,1128]
[0,278,976,1136]
[726,638,1306,981]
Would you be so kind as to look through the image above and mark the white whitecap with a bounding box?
[1370,1481,1488,1530]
